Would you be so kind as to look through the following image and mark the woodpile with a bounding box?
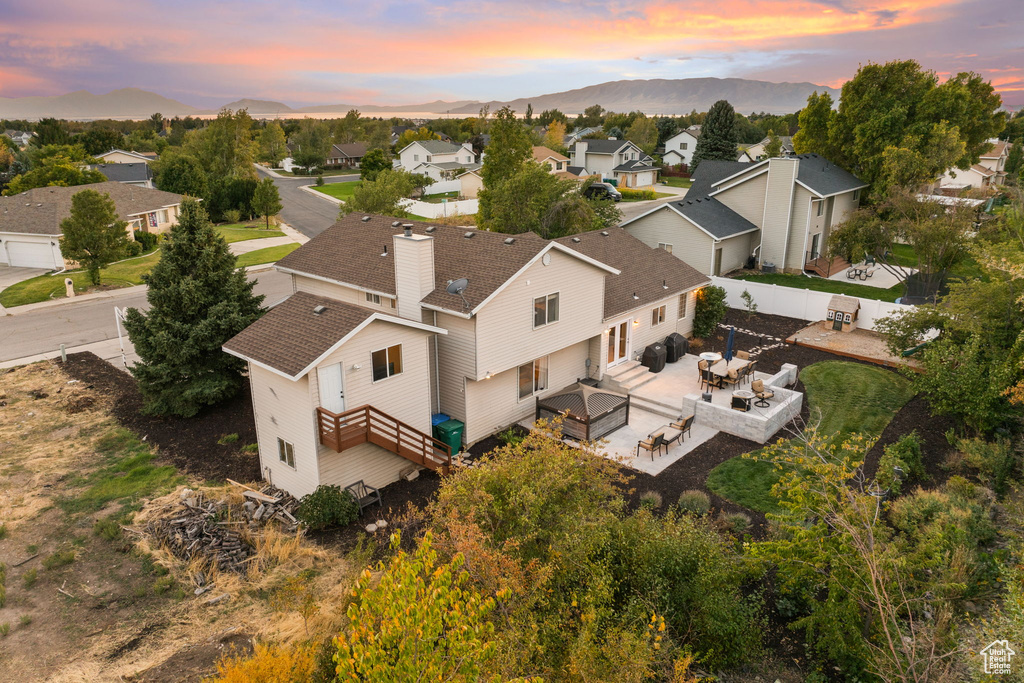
[144,481,300,580]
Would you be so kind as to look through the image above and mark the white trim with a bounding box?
[711,158,771,189]
[0,229,61,237]
[224,348,297,381]
[603,283,707,322]
[469,242,619,315]
[98,149,152,162]
[780,163,796,270]
[708,166,769,195]
[619,202,676,228]
[677,209,759,241]
[275,266,395,299]
[793,178,869,199]
[799,194,813,270]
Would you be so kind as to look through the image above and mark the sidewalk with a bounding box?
[0,337,137,371]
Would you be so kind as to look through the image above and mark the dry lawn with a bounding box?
[0,361,355,682]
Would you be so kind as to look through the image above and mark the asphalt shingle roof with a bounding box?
[575,139,632,154]
[329,142,369,158]
[0,181,183,236]
[86,163,153,184]
[793,153,867,196]
[412,140,465,155]
[275,214,550,313]
[223,292,376,378]
[555,228,709,318]
[613,159,660,172]
[688,160,753,197]
[668,196,760,239]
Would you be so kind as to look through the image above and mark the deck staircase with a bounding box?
[602,360,656,394]
[804,254,851,278]
[316,404,451,473]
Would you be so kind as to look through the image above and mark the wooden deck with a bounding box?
[316,404,451,473]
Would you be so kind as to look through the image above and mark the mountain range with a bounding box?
[0,78,843,120]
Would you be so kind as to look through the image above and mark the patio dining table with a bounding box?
[710,358,750,377]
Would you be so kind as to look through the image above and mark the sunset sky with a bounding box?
[1,0,1021,107]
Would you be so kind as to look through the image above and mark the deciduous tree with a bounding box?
[153,150,208,198]
[792,91,834,156]
[183,109,257,179]
[256,121,288,167]
[59,189,130,285]
[542,120,567,154]
[762,129,782,159]
[3,153,106,195]
[626,115,658,156]
[358,147,391,182]
[251,177,282,229]
[124,198,264,417]
[340,169,429,217]
[288,119,332,173]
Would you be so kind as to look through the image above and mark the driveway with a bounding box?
[0,265,49,290]
[255,166,356,239]
[617,187,687,224]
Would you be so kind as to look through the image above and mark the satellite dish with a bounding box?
[446,278,470,309]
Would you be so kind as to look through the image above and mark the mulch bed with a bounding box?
[58,352,261,482]
[862,394,956,486]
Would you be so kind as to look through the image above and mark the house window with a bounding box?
[678,293,688,319]
[533,292,559,328]
[413,154,419,162]
[680,142,687,150]
[426,155,432,162]
[467,156,472,163]
[277,438,295,468]
[517,357,548,400]
[158,209,169,223]
[371,344,403,381]
[843,313,852,323]
[657,242,673,253]
[556,161,563,170]
[365,292,382,305]
[651,305,666,327]
[816,201,824,217]
[853,189,861,202]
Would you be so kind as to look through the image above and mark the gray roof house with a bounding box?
[86,163,154,188]
[570,139,661,188]
[397,139,478,181]
[622,154,867,276]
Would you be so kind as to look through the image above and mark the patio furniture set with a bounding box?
[698,351,774,411]
[636,414,695,460]
[846,264,878,280]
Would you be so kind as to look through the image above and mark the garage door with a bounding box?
[5,241,56,269]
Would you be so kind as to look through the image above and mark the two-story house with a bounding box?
[96,149,157,164]
[3,130,33,147]
[738,135,795,162]
[622,154,867,276]
[937,140,1011,191]
[460,146,577,199]
[570,139,660,188]
[398,140,479,182]
[223,214,709,498]
[661,127,701,168]
[0,182,183,269]
[86,163,154,188]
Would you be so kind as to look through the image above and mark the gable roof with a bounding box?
[828,295,860,314]
[981,140,1009,159]
[575,139,634,155]
[0,182,183,236]
[86,163,153,184]
[665,196,759,240]
[222,291,445,380]
[970,163,997,177]
[275,214,616,315]
[613,159,660,172]
[403,139,465,155]
[555,228,709,318]
[329,142,369,158]
[532,146,569,163]
[793,154,868,197]
[97,149,152,162]
[689,160,753,196]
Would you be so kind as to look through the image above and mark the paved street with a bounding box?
[616,185,688,224]
[255,166,355,238]
[0,269,292,363]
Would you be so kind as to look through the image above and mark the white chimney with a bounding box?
[393,227,435,321]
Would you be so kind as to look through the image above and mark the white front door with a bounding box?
[607,321,630,367]
[317,363,345,413]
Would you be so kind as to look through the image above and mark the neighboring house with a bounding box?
[570,139,660,188]
[0,181,184,269]
[937,140,1011,190]
[223,215,709,498]
[533,146,570,173]
[563,126,603,147]
[86,163,154,189]
[96,149,154,164]
[398,140,478,181]
[3,130,33,147]
[661,128,700,167]
[622,154,867,275]
[325,142,369,168]
[740,136,795,162]
[459,170,483,199]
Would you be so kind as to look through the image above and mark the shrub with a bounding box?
[217,433,239,445]
[619,188,657,200]
[123,240,143,257]
[496,426,525,446]
[18,615,31,627]
[945,436,1017,495]
[677,490,711,515]
[693,285,728,338]
[22,568,37,589]
[93,517,122,541]
[222,208,242,223]
[240,443,259,454]
[0,623,8,637]
[296,485,359,530]
[639,490,663,510]
[0,523,7,540]
[876,431,924,495]
[133,230,159,252]
[315,175,325,186]
[718,511,751,536]
[42,550,75,570]
[889,485,997,555]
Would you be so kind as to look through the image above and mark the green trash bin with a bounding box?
[433,419,464,455]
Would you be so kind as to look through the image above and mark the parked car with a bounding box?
[584,182,622,202]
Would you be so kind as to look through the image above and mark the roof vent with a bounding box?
[632,292,640,300]
[663,279,669,289]
[425,226,436,233]
[313,305,327,315]
[571,237,581,243]
[463,231,474,238]
[361,216,371,222]
[503,237,515,245]
[600,231,609,236]
[392,221,401,227]
[381,244,388,256]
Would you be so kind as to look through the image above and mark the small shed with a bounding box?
[536,382,630,441]
[826,295,860,332]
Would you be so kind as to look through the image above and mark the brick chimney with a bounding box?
[393,225,435,321]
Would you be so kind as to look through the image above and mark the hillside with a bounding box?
[220,98,294,115]
[0,87,201,120]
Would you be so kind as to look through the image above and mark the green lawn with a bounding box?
[0,250,161,308]
[216,222,284,243]
[312,181,361,203]
[734,271,903,302]
[235,243,300,268]
[420,191,461,204]
[661,177,692,188]
[706,361,916,513]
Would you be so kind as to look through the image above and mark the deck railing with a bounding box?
[315,404,451,473]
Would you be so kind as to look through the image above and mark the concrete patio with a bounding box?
[825,262,915,290]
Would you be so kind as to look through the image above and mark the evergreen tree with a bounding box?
[124,198,264,417]
[251,177,282,229]
[1005,139,1023,182]
[690,100,738,172]
[59,190,130,285]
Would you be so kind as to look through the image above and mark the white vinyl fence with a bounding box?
[710,277,911,331]
[422,178,463,195]
[399,198,479,218]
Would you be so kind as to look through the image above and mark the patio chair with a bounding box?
[752,379,775,408]
[637,432,667,461]
[720,367,742,388]
[345,480,382,513]
[744,360,758,385]
[736,350,750,360]
[700,368,722,392]
[697,359,709,380]
[670,415,694,441]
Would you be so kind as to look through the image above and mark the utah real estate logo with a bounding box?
[981,639,1016,675]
